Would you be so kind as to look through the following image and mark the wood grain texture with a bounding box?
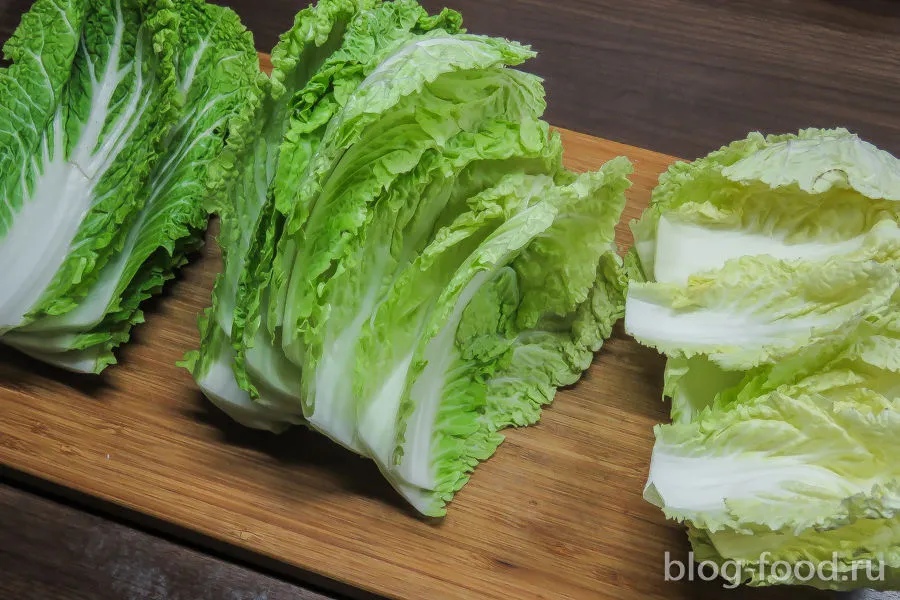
[0,482,331,600]
[0,127,832,600]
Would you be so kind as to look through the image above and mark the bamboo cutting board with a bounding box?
[0,55,830,600]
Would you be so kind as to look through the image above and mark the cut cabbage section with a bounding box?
[626,255,898,370]
[0,0,258,372]
[0,0,179,332]
[387,166,629,512]
[184,0,631,516]
[627,128,900,590]
[631,128,900,284]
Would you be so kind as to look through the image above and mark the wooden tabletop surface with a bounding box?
[1,1,899,598]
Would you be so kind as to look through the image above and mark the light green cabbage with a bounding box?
[627,128,900,590]
[185,0,631,516]
[627,254,898,370]
[654,312,900,588]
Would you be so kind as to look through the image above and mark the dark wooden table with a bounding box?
[1,0,899,598]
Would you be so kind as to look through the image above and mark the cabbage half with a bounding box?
[0,0,259,372]
[184,0,631,516]
[627,128,900,589]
